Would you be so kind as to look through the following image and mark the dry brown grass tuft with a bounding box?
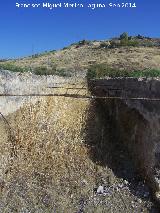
[0,96,101,212]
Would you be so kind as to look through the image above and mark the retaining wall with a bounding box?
[90,77,160,201]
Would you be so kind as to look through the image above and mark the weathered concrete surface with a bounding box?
[90,77,160,201]
[0,70,71,95]
[0,70,75,115]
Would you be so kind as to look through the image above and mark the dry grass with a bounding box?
[0,96,108,212]
[0,97,87,210]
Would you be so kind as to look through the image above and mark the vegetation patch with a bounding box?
[0,62,71,77]
[0,63,28,73]
[128,69,160,77]
[87,63,160,79]
[33,66,52,75]
[33,66,71,77]
[108,32,160,48]
[31,50,56,58]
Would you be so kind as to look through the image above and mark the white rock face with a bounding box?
[0,70,70,95]
[0,70,71,115]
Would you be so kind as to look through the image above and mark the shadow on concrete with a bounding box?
[83,100,159,212]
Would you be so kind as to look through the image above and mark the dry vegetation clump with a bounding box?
[0,97,106,212]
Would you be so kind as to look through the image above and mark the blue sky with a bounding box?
[0,0,160,58]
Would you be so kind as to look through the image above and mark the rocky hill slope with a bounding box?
[1,35,160,77]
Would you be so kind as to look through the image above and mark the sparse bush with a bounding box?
[49,50,56,53]
[138,41,155,47]
[33,66,56,75]
[109,40,121,48]
[0,63,27,72]
[0,59,8,62]
[33,66,71,77]
[87,64,160,79]
[129,69,160,77]
[109,38,139,48]
[128,36,133,40]
[136,34,145,39]
[73,40,91,48]
[32,54,39,58]
[62,46,69,50]
[120,39,139,47]
[55,68,72,77]
[100,42,110,48]
[78,40,90,46]
[120,32,129,41]
[0,63,71,77]
[128,40,139,47]
[87,64,128,79]
[100,42,106,48]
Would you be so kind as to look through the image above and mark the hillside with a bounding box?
[1,35,160,77]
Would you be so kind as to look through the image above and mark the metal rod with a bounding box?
[0,94,160,101]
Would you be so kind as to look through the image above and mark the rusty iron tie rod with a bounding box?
[46,87,87,89]
[1,93,160,101]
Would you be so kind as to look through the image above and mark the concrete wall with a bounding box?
[90,77,160,201]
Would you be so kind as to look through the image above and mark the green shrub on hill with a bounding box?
[120,39,139,47]
[33,66,71,77]
[0,62,71,77]
[129,69,160,77]
[78,40,90,46]
[0,63,27,72]
[87,64,127,79]
[33,66,51,75]
[109,38,139,48]
[87,64,160,79]
[109,32,139,47]
[55,68,72,77]
[120,32,129,41]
